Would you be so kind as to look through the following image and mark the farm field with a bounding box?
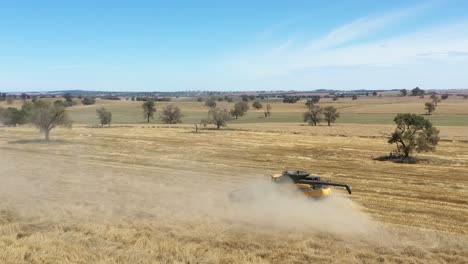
[3,95,467,126]
[3,1,468,263]
[0,123,467,263]
[66,96,468,126]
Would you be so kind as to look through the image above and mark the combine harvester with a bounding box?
[229,170,351,202]
[271,170,352,198]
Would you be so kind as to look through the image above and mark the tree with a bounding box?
[224,96,233,102]
[283,96,299,103]
[441,94,449,100]
[323,106,340,126]
[303,105,322,126]
[101,95,121,100]
[30,100,72,141]
[388,113,439,158]
[206,107,231,129]
[142,100,156,123]
[352,95,358,100]
[424,102,436,115]
[20,93,28,101]
[430,94,440,106]
[21,101,35,121]
[0,107,27,126]
[54,100,65,107]
[311,96,321,104]
[205,97,217,108]
[81,96,96,105]
[241,94,249,102]
[252,101,263,110]
[305,98,320,109]
[159,105,183,124]
[400,89,408,96]
[264,104,272,117]
[61,93,76,107]
[230,101,249,119]
[197,97,203,102]
[96,108,112,127]
[63,93,73,102]
[411,87,425,96]
[372,91,378,96]
[63,93,76,106]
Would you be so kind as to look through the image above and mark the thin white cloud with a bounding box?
[257,17,303,41]
[216,7,468,90]
[306,3,432,51]
[273,37,296,54]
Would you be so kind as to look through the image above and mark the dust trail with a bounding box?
[0,150,378,239]
[0,148,463,251]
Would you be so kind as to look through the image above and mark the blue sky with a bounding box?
[1,0,468,92]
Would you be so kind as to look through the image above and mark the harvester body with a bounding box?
[229,170,351,203]
[271,170,352,198]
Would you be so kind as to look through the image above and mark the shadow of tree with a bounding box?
[8,139,68,144]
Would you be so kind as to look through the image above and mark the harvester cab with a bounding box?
[271,170,352,198]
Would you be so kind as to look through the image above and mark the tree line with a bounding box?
[0,96,442,161]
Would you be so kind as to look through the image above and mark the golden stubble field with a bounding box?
[0,123,467,263]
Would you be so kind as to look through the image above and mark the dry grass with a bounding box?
[228,123,468,141]
[0,124,467,263]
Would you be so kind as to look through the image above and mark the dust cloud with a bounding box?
[0,148,382,240]
[216,178,380,237]
[1,148,467,263]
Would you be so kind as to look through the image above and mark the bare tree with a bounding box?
[159,105,183,124]
[31,101,72,141]
[142,100,156,123]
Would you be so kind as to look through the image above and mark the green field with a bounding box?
[63,100,468,126]
[2,96,468,126]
